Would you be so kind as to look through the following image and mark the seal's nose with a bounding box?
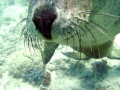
[32,5,57,39]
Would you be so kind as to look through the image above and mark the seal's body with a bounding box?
[25,0,120,64]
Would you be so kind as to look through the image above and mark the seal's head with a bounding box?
[22,0,120,62]
[26,0,92,42]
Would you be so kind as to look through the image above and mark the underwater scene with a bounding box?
[0,0,120,90]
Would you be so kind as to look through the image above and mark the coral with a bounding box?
[22,67,46,85]
[66,61,84,76]
[92,60,110,79]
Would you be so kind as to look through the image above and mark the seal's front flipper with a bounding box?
[42,41,59,64]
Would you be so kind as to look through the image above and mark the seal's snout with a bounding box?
[32,4,57,39]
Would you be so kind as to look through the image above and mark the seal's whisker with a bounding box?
[14,18,27,33]
[20,25,27,39]
[29,35,38,55]
[22,31,30,55]
[69,22,81,49]
[68,27,75,56]
[74,27,82,59]
[37,39,43,53]
[71,33,76,60]
[34,38,43,54]
[75,15,107,33]
[87,21,114,42]
[80,27,93,57]
[70,21,93,52]
[23,33,26,48]
[89,20,107,32]
[81,41,85,60]
[72,26,84,59]
[24,31,28,47]
[38,40,44,60]
[30,35,34,48]
[84,25,100,58]
[80,26,93,51]
[27,33,30,47]
[79,11,120,18]
[66,28,76,59]
[77,18,114,42]
[28,35,32,54]
[77,30,82,59]
[71,24,83,59]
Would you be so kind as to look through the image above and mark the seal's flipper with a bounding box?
[42,42,59,64]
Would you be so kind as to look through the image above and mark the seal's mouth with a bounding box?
[32,14,57,40]
[32,3,57,40]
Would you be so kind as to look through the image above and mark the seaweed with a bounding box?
[22,67,46,85]
[92,60,110,79]
[66,61,84,76]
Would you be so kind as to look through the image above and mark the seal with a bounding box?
[22,0,120,64]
